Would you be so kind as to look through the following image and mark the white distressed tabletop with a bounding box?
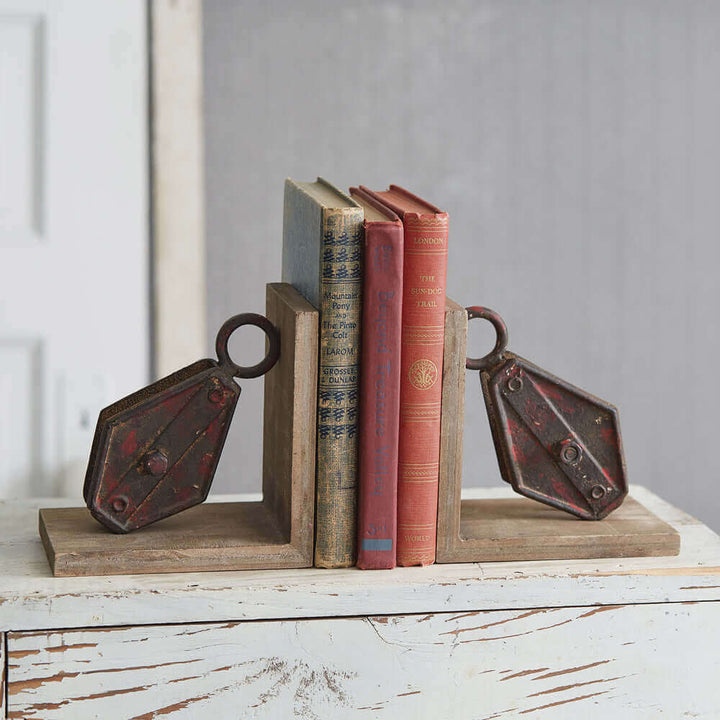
[0,486,718,632]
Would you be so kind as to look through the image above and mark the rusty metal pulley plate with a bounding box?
[83,313,280,533]
[466,306,628,520]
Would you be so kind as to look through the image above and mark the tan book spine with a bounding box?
[314,207,363,567]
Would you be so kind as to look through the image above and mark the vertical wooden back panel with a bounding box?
[436,299,468,562]
[262,283,318,560]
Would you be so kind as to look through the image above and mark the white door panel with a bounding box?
[0,13,42,243]
[0,0,148,498]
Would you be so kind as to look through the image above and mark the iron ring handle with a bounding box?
[465,306,509,371]
[215,313,280,379]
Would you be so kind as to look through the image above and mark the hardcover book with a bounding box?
[349,187,403,570]
[282,178,364,568]
[360,185,449,566]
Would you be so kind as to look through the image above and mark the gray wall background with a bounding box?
[203,0,720,532]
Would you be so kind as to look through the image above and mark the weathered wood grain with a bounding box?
[435,301,679,563]
[39,503,294,577]
[453,495,679,562]
[39,283,318,577]
[262,282,318,564]
[2,487,718,633]
[1,632,6,718]
[7,602,720,718]
[437,298,467,562]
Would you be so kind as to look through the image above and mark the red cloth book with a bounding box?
[360,185,449,566]
[350,187,403,570]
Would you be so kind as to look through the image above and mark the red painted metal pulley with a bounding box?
[466,306,628,520]
[83,313,280,533]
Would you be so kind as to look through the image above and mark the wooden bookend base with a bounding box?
[436,299,680,563]
[39,283,318,577]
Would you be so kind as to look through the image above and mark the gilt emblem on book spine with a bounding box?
[408,358,438,390]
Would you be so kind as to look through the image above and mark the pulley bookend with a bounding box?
[84,311,281,533]
[436,299,680,564]
[39,283,318,577]
[465,306,628,520]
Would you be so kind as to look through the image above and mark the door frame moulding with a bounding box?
[150,0,206,378]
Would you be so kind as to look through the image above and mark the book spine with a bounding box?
[315,208,363,567]
[397,213,449,566]
[357,222,403,570]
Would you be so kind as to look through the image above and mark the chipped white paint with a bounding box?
[0,487,718,634]
[1,632,5,718]
[1,487,719,717]
[6,602,720,718]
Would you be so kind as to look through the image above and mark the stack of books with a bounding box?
[282,178,449,570]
